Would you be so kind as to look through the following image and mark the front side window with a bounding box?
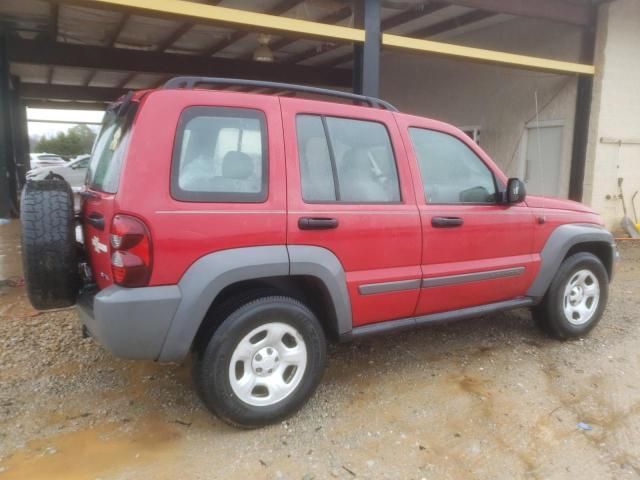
[409,128,497,204]
[172,107,267,202]
[296,115,400,203]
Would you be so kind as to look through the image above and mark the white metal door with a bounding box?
[522,122,564,196]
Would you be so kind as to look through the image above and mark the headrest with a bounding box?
[222,151,254,180]
[341,148,370,174]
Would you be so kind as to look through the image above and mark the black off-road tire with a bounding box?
[193,295,327,428]
[532,252,608,340]
[20,176,80,309]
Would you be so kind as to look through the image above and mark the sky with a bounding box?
[27,108,105,139]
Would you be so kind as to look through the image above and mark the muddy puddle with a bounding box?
[0,417,182,480]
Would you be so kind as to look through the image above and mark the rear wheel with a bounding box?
[193,295,327,428]
[20,175,80,309]
[533,252,608,339]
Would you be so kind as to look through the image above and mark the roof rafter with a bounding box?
[155,0,224,53]
[285,1,447,65]
[117,1,228,88]
[49,3,59,41]
[85,12,130,86]
[245,5,353,60]
[439,0,593,27]
[202,0,306,57]
[320,9,498,68]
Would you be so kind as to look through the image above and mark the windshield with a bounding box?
[87,104,137,193]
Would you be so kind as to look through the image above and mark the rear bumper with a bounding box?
[77,284,182,360]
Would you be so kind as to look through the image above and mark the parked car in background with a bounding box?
[29,153,67,169]
[26,154,90,211]
[26,154,90,190]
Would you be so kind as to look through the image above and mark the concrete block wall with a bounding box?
[584,0,640,232]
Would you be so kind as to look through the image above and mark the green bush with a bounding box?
[34,124,96,158]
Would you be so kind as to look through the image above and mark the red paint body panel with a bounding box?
[84,90,287,287]
[394,113,538,314]
[82,193,118,289]
[526,194,598,214]
[280,98,422,326]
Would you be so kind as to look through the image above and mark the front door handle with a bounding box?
[298,217,339,230]
[431,216,464,228]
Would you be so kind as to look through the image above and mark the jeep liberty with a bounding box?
[21,77,617,428]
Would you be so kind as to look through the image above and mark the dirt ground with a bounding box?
[1,219,639,480]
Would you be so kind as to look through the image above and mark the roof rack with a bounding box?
[162,76,398,112]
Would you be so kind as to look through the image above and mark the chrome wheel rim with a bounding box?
[229,322,307,407]
[563,269,600,326]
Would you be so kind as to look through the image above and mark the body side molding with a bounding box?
[527,223,615,299]
[422,267,525,288]
[359,278,421,295]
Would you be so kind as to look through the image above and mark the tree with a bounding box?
[34,124,96,158]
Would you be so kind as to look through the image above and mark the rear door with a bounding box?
[281,98,422,327]
[82,104,137,289]
[396,114,538,315]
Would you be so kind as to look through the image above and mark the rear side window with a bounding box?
[171,107,267,203]
[296,114,400,203]
[87,105,137,193]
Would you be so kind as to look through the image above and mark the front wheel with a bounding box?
[193,295,327,428]
[533,252,609,339]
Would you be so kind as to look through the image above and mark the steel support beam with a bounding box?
[0,33,16,218]
[9,38,352,88]
[569,28,596,202]
[352,2,364,95]
[21,83,127,103]
[353,0,380,96]
[10,77,29,190]
[24,99,108,111]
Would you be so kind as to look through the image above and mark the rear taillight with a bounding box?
[110,214,152,287]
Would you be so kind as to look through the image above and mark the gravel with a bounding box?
[1,219,640,479]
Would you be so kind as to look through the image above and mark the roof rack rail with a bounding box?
[162,76,398,112]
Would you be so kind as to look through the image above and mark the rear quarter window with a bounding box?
[87,105,137,193]
[171,106,268,203]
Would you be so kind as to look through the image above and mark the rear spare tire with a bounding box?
[20,175,80,309]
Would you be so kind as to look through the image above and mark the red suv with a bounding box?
[21,77,616,428]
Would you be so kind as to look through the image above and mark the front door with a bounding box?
[281,98,422,327]
[396,117,538,315]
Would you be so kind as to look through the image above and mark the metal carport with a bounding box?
[0,0,597,218]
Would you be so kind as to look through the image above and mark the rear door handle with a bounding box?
[85,212,105,230]
[298,217,339,230]
[431,216,464,228]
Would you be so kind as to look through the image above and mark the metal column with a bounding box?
[0,32,15,218]
[11,77,29,190]
[353,0,381,97]
[568,26,596,202]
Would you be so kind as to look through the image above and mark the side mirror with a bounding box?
[506,178,526,204]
